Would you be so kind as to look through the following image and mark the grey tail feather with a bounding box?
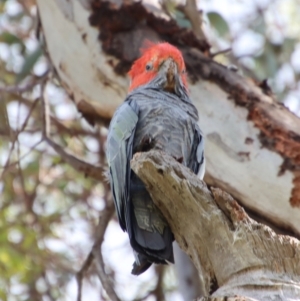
[129,174,174,264]
[131,253,152,275]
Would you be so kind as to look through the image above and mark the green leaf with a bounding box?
[281,38,297,62]
[174,10,192,29]
[255,44,278,79]
[264,42,280,77]
[0,97,10,140]
[25,160,40,176]
[0,32,23,46]
[207,12,229,37]
[0,289,7,301]
[16,46,43,83]
[251,16,266,35]
[52,155,62,165]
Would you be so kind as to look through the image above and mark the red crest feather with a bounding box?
[128,41,188,92]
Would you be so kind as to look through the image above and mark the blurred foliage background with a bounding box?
[0,0,299,300]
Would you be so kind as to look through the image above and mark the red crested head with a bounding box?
[128,42,188,93]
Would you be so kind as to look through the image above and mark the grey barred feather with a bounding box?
[106,74,205,275]
[106,102,139,230]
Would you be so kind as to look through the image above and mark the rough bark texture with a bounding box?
[37,0,300,239]
[131,151,300,300]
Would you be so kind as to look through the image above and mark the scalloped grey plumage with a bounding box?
[106,74,205,275]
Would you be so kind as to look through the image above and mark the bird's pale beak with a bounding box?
[159,58,179,93]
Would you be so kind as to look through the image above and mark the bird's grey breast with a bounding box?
[133,97,197,164]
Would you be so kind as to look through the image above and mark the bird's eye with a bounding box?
[145,63,153,71]
[182,69,186,74]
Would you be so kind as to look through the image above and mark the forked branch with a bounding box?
[131,150,300,300]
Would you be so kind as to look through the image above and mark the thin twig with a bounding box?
[1,139,42,171]
[92,204,120,301]
[76,200,118,301]
[210,47,232,58]
[44,137,106,181]
[0,70,50,93]
[41,81,50,138]
[76,252,94,301]
[43,272,56,301]
[178,0,207,41]
[152,265,165,301]
[134,266,165,301]
[51,118,99,138]
[0,98,39,180]
[40,83,106,182]
[17,137,29,205]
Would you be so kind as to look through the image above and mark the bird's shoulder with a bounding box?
[126,87,198,122]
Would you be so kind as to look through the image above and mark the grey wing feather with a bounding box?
[188,124,205,179]
[106,101,139,230]
[196,125,205,180]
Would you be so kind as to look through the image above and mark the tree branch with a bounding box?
[0,70,49,93]
[76,199,120,301]
[0,98,40,181]
[40,85,106,182]
[92,200,120,301]
[131,150,300,300]
[178,0,207,42]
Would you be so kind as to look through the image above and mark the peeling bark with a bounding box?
[131,151,300,300]
[89,0,210,76]
[182,49,300,209]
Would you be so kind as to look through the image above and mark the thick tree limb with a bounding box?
[131,151,300,300]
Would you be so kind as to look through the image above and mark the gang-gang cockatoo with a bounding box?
[106,42,205,275]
